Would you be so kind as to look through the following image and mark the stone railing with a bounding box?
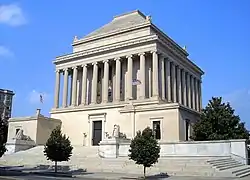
[98,139,248,164]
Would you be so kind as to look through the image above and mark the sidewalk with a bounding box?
[76,172,170,179]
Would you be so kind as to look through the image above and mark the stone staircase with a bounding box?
[207,157,250,178]
[0,146,250,178]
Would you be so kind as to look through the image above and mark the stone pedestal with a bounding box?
[5,139,36,155]
[99,138,119,158]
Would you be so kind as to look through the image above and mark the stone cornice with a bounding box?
[150,24,189,57]
[54,34,158,64]
[157,38,204,76]
[72,22,151,46]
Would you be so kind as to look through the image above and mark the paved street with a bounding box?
[0,172,249,180]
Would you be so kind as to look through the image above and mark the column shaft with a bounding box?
[182,70,187,106]
[103,60,109,103]
[127,55,133,100]
[62,68,69,107]
[177,66,182,104]
[115,58,121,102]
[195,78,199,111]
[81,64,88,105]
[187,74,192,108]
[139,53,145,99]
[199,80,202,111]
[54,69,60,108]
[91,62,98,104]
[166,59,171,102]
[71,66,78,106]
[152,51,159,98]
[148,68,152,97]
[161,56,165,100]
[171,63,177,102]
[192,77,196,109]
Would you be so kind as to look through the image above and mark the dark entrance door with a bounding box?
[92,121,102,146]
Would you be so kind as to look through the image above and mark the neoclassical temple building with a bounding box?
[50,10,204,146]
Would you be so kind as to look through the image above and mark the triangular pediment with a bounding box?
[84,10,148,38]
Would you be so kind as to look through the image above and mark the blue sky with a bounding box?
[1,1,250,127]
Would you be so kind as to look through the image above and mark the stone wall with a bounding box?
[99,139,248,164]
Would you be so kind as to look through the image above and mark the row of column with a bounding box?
[164,58,202,111]
[54,50,202,111]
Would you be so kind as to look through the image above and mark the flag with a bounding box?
[132,79,141,86]
[40,94,43,103]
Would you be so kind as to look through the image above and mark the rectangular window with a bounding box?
[153,121,161,140]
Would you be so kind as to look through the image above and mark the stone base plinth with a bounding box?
[5,139,36,155]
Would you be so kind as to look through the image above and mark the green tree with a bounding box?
[191,97,249,141]
[129,127,160,179]
[0,117,7,157]
[44,126,73,173]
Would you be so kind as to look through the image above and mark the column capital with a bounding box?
[55,69,60,73]
[138,52,145,56]
[92,62,98,66]
[72,66,78,69]
[63,67,68,71]
[150,50,158,54]
[126,55,133,59]
[114,57,121,61]
[81,64,88,68]
[103,59,109,63]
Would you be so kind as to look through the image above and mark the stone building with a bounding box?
[50,10,204,146]
[0,88,15,120]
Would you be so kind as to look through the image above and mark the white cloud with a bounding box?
[28,90,50,105]
[0,46,14,57]
[0,3,27,26]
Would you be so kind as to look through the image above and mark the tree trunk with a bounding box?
[55,161,57,173]
[143,166,146,179]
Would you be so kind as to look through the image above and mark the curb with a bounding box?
[29,171,73,177]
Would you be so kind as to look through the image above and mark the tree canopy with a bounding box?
[191,97,249,141]
[44,126,73,172]
[129,127,160,178]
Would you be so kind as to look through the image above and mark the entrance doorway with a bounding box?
[92,120,102,146]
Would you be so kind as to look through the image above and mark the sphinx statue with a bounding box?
[15,129,24,140]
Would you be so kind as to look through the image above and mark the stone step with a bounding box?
[218,163,244,171]
[236,169,250,178]
[211,159,236,166]
[215,161,241,168]
[207,158,232,163]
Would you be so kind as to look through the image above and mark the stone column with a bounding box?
[71,66,78,106]
[182,70,187,106]
[187,73,192,108]
[148,68,152,97]
[62,68,69,107]
[191,76,196,109]
[177,66,182,104]
[139,52,145,99]
[102,60,109,103]
[152,51,159,99]
[161,56,165,100]
[91,62,98,104]
[171,62,177,102]
[166,59,171,102]
[54,69,60,108]
[198,80,202,111]
[81,64,88,105]
[126,55,133,100]
[195,78,199,111]
[115,57,121,102]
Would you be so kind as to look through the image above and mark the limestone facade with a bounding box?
[50,10,204,146]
